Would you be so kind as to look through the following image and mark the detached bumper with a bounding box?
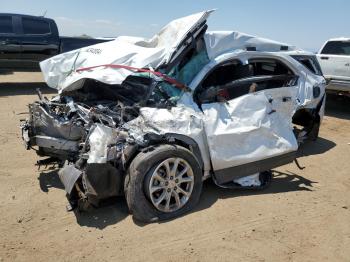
[58,163,82,194]
[58,162,124,208]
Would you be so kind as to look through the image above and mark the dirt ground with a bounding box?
[0,72,349,262]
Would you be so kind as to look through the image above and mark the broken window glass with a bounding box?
[195,58,296,104]
[168,38,210,86]
[291,55,323,76]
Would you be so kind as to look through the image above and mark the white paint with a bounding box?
[40,10,213,93]
[88,124,119,164]
[202,87,298,171]
[234,173,261,187]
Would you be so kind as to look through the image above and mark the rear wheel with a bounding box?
[307,118,320,141]
[124,145,202,223]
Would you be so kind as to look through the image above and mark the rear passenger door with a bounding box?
[19,17,57,62]
[196,58,299,184]
[0,15,21,63]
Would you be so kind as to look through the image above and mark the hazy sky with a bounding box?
[2,0,349,51]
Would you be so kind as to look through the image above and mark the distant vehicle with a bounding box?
[317,38,350,96]
[0,13,112,69]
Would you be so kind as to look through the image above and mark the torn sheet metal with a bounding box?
[58,163,82,194]
[88,124,119,164]
[40,10,213,93]
[124,106,212,171]
[295,71,326,110]
[83,163,123,203]
[30,103,84,140]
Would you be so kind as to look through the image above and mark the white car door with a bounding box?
[198,61,300,184]
[317,40,350,81]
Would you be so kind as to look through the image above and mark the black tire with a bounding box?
[307,119,320,141]
[258,170,272,190]
[124,144,203,223]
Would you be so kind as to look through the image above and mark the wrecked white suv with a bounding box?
[21,10,326,222]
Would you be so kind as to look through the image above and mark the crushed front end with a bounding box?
[21,75,180,210]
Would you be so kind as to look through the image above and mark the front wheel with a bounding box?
[124,145,202,223]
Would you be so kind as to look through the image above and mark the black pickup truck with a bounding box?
[0,13,112,69]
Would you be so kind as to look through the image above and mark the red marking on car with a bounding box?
[76,64,190,92]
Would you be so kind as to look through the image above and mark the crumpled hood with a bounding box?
[40,10,213,93]
[204,31,298,60]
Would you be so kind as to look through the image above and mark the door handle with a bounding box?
[320,56,329,60]
[0,40,19,45]
[282,96,292,102]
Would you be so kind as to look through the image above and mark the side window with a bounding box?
[195,59,297,104]
[292,55,323,75]
[0,16,14,34]
[22,18,51,35]
[321,41,350,56]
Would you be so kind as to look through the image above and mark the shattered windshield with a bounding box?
[123,72,185,107]
[167,38,210,86]
[125,42,210,107]
[148,81,183,105]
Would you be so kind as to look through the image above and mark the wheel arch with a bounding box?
[292,108,320,127]
[292,94,325,127]
[162,133,204,170]
[123,133,205,175]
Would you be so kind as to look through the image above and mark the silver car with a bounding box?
[21,11,326,222]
